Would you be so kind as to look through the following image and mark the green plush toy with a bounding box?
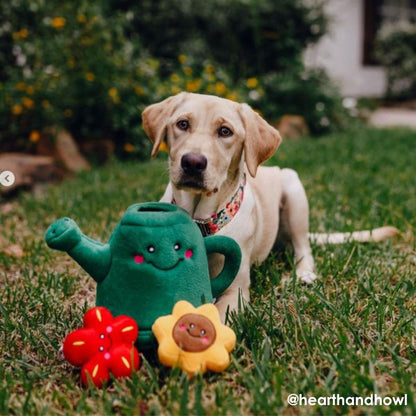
[45,202,241,350]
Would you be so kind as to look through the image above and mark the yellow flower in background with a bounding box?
[135,86,144,96]
[246,77,259,89]
[77,14,87,23]
[108,88,120,104]
[178,55,187,64]
[158,141,169,153]
[206,73,215,82]
[64,109,73,118]
[12,105,23,115]
[170,73,180,83]
[186,79,201,92]
[51,17,66,29]
[42,100,51,109]
[124,143,134,152]
[12,28,28,40]
[29,130,41,143]
[26,86,34,95]
[205,64,215,73]
[183,67,193,76]
[171,85,181,95]
[16,82,26,91]
[85,72,95,82]
[22,97,34,109]
[215,81,227,95]
[226,93,238,102]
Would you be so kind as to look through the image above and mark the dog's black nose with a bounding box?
[181,153,207,175]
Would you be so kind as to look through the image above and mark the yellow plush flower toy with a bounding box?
[152,301,236,377]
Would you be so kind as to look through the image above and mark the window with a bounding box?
[363,0,416,66]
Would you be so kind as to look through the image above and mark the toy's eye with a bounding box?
[99,346,104,352]
[174,243,181,251]
[147,245,155,253]
[100,334,105,339]
[201,329,206,335]
[190,323,195,329]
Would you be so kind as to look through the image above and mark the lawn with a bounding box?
[0,127,415,415]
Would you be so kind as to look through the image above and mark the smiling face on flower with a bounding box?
[172,313,216,352]
[152,300,236,377]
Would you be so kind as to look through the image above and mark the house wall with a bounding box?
[304,0,386,97]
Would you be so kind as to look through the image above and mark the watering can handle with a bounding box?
[204,235,242,299]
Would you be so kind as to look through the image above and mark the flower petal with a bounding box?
[112,315,139,344]
[195,303,222,323]
[63,328,99,366]
[83,307,114,329]
[81,355,110,387]
[218,325,236,352]
[109,345,140,378]
[171,300,197,317]
[203,344,232,372]
[152,315,178,340]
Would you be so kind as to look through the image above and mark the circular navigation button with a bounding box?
[0,171,16,187]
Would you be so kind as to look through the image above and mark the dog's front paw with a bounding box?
[297,270,317,284]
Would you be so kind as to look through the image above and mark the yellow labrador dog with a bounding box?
[142,92,397,320]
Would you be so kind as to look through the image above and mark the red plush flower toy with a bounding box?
[63,307,140,387]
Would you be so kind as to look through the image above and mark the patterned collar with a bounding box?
[172,175,246,236]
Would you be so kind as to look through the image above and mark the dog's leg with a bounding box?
[280,168,317,283]
[214,260,251,322]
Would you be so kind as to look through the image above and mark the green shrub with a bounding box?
[243,68,351,135]
[375,23,416,100]
[0,0,351,160]
[121,0,350,134]
[0,1,249,158]
[125,0,328,80]
[0,1,159,158]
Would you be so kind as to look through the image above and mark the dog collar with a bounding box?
[172,175,246,237]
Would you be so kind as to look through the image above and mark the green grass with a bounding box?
[1,127,415,415]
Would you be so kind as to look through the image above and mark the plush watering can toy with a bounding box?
[45,202,241,350]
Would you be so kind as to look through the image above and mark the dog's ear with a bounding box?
[142,92,187,157]
[239,103,282,177]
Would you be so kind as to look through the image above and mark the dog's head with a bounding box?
[142,92,281,194]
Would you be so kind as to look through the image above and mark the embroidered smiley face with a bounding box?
[172,313,216,352]
[133,243,194,271]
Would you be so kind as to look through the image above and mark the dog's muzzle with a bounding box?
[178,152,207,190]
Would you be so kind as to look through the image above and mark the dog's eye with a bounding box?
[176,120,190,131]
[174,243,181,251]
[218,126,233,137]
[147,245,155,253]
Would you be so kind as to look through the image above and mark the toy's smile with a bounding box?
[148,258,183,271]
[134,249,193,270]
[186,328,204,338]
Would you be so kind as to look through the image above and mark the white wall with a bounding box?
[304,0,386,97]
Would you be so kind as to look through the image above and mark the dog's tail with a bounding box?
[309,226,399,245]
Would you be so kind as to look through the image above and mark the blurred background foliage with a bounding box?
[0,0,352,160]
[375,23,416,101]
